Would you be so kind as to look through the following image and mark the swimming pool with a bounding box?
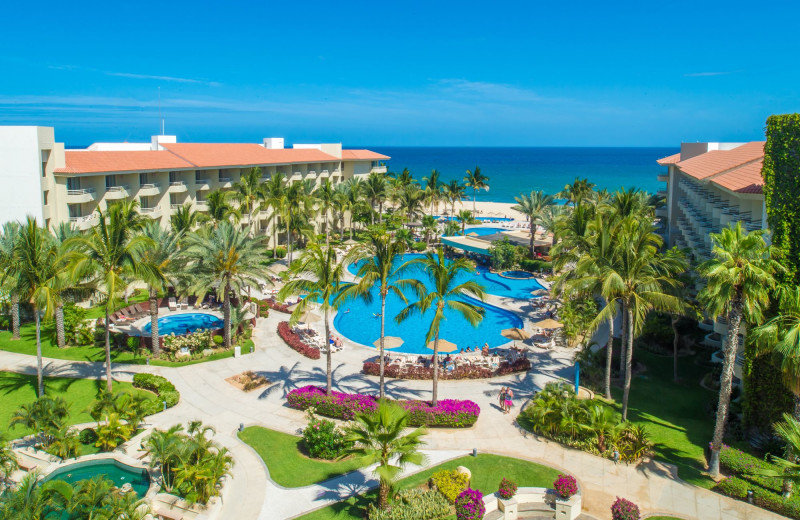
[44,459,150,497]
[444,227,506,237]
[437,216,513,222]
[500,270,536,279]
[338,254,534,354]
[137,312,223,336]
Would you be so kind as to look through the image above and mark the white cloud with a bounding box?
[104,71,221,86]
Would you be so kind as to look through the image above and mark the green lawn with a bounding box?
[238,426,368,487]
[296,454,562,520]
[0,323,253,367]
[0,371,156,437]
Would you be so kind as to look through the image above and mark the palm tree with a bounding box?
[397,248,486,405]
[279,243,354,393]
[364,172,387,225]
[7,218,71,396]
[10,396,69,448]
[137,222,179,357]
[559,177,596,206]
[233,167,265,235]
[343,402,427,510]
[421,215,438,247]
[283,180,314,263]
[422,169,442,215]
[263,172,287,253]
[760,413,800,496]
[0,434,18,491]
[206,189,241,226]
[314,179,337,246]
[50,223,82,349]
[540,204,567,248]
[144,425,184,492]
[0,222,22,340]
[442,179,466,217]
[340,231,418,398]
[398,185,424,225]
[183,222,273,348]
[170,203,205,235]
[0,471,62,519]
[699,222,776,478]
[67,204,154,392]
[463,166,489,212]
[456,209,472,235]
[512,190,555,257]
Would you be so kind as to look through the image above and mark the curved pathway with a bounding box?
[0,312,783,520]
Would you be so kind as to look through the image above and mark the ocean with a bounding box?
[374,147,676,203]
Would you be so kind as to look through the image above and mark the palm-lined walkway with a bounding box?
[0,311,783,520]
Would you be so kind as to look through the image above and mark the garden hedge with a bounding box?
[132,373,180,414]
[362,359,530,380]
[277,322,321,360]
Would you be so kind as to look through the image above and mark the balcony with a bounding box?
[371,165,388,174]
[68,213,99,230]
[170,204,183,214]
[195,201,209,211]
[168,181,188,193]
[138,183,161,196]
[657,174,669,182]
[218,177,232,188]
[331,169,342,177]
[105,185,130,200]
[195,179,210,190]
[656,189,667,198]
[66,188,96,203]
[139,207,162,218]
[319,170,330,178]
[655,207,668,218]
[291,171,303,181]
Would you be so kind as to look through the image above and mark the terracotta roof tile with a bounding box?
[657,152,681,166]
[676,141,764,180]
[342,149,390,160]
[711,159,764,194]
[55,151,192,174]
[161,143,339,168]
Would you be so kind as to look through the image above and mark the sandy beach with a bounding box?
[447,200,527,221]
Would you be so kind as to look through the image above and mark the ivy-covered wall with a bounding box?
[742,344,794,432]
[762,114,800,285]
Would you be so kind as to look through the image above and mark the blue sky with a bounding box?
[0,0,797,146]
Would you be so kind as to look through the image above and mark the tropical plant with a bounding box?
[456,210,473,235]
[233,166,265,235]
[183,222,272,347]
[0,434,19,490]
[343,402,427,510]
[364,172,388,225]
[47,423,80,459]
[314,179,337,245]
[397,248,486,405]
[340,230,417,398]
[398,184,425,225]
[421,215,438,246]
[559,177,596,206]
[0,471,63,519]
[0,222,22,340]
[170,202,206,235]
[279,243,354,393]
[282,180,315,262]
[10,395,70,448]
[263,172,286,254]
[699,222,777,478]
[205,189,241,226]
[463,166,489,212]
[94,412,134,451]
[422,169,442,215]
[67,203,156,392]
[138,222,179,357]
[442,179,466,217]
[512,190,555,256]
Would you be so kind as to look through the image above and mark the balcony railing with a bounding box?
[140,183,160,189]
[170,181,185,187]
[218,177,231,183]
[105,185,129,199]
[170,203,183,209]
[67,188,95,196]
[139,207,162,218]
[195,178,209,185]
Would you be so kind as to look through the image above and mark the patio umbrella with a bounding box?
[426,339,458,353]
[466,232,480,237]
[373,336,404,350]
[531,289,549,296]
[299,310,322,324]
[343,238,358,246]
[532,318,563,329]
[501,327,531,341]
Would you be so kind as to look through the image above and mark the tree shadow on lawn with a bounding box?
[314,468,374,503]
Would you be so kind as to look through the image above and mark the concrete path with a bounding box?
[0,309,784,520]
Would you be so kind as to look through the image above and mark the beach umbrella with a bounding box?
[343,238,358,245]
[299,310,322,324]
[531,289,549,296]
[374,336,404,350]
[532,318,563,329]
[426,339,458,353]
[466,232,479,237]
[501,327,531,341]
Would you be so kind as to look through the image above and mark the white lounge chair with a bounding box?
[168,297,177,311]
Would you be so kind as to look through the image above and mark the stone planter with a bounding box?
[498,496,518,520]
[555,494,582,520]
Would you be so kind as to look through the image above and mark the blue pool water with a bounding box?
[501,270,535,279]
[44,459,150,497]
[138,312,223,336]
[338,254,540,354]
[437,216,513,222]
[463,227,507,236]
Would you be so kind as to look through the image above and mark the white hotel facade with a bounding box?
[0,126,389,236]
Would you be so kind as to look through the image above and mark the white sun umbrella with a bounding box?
[298,309,322,324]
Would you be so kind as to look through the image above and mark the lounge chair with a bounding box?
[168,297,177,311]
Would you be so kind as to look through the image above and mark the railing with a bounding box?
[139,183,160,189]
[105,185,129,193]
[67,188,95,196]
[170,204,183,209]
[218,177,231,183]
[139,207,161,214]
[195,200,208,207]
[68,214,98,226]
[195,178,209,184]
[170,181,186,187]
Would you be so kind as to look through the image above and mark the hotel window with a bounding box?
[196,192,206,202]
[169,194,180,206]
[139,173,148,186]
[169,171,178,183]
[371,161,378,169]
[66,177,80,191]
[43,191,49,205]
[218,169,226,181]
[68,204,81,219]
[195,171,205,182]
[105,175,117,189]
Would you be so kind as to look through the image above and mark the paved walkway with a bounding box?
[0,310,783,520]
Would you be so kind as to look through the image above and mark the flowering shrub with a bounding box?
[431,470,469,503]
[362,358,530,380]
[301,409,348,459]
[454,488,485,520]
[610,497,640,520]
[277,322,321,360]
[498,477,517,499]
[553,474,577,499]
[367,489,449,520]
[162,330,213,354]
[715,477,800,519]
[286,386,480,427]
[266,299,292,313]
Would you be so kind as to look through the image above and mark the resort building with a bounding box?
[0,126,389,236]
[656,141,766,261]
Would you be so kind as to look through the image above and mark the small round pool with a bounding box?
[500,270,536,279]
[137,312,223,336]
[44,459,150,497]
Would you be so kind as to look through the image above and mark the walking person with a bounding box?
[498,386,507,412]
[504,388,514,415]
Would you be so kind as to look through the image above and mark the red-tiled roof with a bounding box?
[342,149,390,160]
[712,159,764,194]
[161,143,338,168]
[55,151,192,174]
[656,152,681,166]
[676,141,764,180]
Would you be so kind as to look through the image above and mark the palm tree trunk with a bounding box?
[605,311,614,400]
[223,282,232,348]
[378,480,389,510]
[324,212,329,247]
[150,288,160,357]
[272,215,279,257]
[432,331,440,406]
[672,314,680,382]
[379,294,386,400]
[473,189,476,212]
[11,298,19,340]
[325,307,332,394]
[55,303,65,348]
[529,228,535,258]
[35,309,44,397]
[709,304,743,478]
[619,308,627,379]
[104,306,112,393]
[379,202,383,223]
[621,305,635,421]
